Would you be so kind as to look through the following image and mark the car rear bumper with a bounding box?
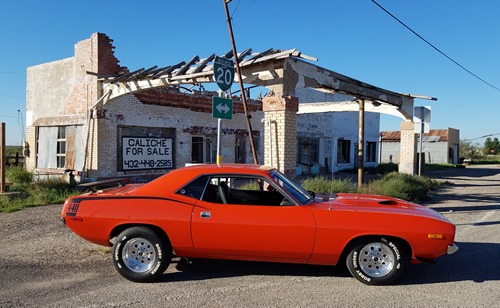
[447,243,459,255]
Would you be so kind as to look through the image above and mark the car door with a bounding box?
[191,176,316,263]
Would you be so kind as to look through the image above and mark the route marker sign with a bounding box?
[212,96,233,120]
[214,56,234,91]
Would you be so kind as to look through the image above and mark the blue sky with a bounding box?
[1,0,499,146]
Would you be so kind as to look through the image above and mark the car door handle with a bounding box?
[200,211,211,218]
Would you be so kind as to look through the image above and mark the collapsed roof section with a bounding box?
[91,47,435,120]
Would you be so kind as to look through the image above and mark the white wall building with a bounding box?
[380,128,460,165]
[296,111,380,175]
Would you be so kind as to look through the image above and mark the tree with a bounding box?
[460,139,483,161]
[492,138,500,155]
[483,137,493,155]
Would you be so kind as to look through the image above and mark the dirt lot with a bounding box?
[1,165,499,307]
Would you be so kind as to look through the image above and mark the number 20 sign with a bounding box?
[214,56,235,91]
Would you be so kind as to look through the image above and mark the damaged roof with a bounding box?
[381,129,451,142]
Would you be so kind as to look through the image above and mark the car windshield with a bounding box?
[270,170,313,205]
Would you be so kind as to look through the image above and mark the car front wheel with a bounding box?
[112,227,171,282]
[346,237,408,285]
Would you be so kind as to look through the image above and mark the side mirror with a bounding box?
[308,191,316,199]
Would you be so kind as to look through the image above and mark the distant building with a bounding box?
[296,111,380,174]
[380,128,460,165]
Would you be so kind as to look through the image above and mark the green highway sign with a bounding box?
[212,96,233,120]
[214,56,234,91]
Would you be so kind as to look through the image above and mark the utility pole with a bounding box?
[223,0,259,164]
[358,99,365,187]
[0,123,5,193]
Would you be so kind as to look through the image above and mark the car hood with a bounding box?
[316,193,450,222]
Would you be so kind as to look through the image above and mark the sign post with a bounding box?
[213,56,235,164]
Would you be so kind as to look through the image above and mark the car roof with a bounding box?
[181,163,274,173]
[133,164,276,196]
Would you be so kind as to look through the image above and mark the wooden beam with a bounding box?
[152,61,185,79]
[175,55,200,76]
[237,48,252,62]
[111,68,144,84]
[224,49,233,59]
[192,53,215,73]
[245,48,274,62]
[135,65,158,78]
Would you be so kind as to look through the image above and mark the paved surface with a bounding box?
[0,165,499,307]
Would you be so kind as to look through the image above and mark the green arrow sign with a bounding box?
[214,56,234,91]
[212,96,233,120]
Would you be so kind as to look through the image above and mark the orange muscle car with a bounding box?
[61,164,458,285]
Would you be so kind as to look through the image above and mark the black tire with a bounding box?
[112,227,172,282]
[346,237,408,285]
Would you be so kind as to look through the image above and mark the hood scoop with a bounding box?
[378,199,398,206]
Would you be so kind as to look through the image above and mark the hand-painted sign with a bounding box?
[122,137,173,170]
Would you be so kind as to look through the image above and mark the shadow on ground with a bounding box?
[156,241,499,286]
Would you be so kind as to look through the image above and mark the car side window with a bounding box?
[202,176,294,206]
[176,175,209,200]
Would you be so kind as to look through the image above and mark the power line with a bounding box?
[464,132,500,141]
[371,0,500,92]
[0,114,17,119]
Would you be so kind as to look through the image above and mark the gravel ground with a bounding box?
[0,164,499,307]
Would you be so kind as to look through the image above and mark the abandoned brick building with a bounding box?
[25,33,427,181]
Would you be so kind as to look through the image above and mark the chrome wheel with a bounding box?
[122,237,157,273]
[358,242,395,277]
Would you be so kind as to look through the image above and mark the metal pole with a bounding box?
[223,0,259,164]
[418,108,424,176]
[379,133,383,164]
[217,118,222,164]
[358,99,365,187]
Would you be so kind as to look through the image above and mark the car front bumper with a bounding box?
[447,243,459,255]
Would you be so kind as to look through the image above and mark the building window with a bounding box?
[252,135,260,157]
[366,141,377,163]
[235,135,246,163]
[192,136,204,163]
[297,138,319,166]
[337,139,351,164]
[56,126,66,168]
[205,137,215,163]
[192,136,215,163]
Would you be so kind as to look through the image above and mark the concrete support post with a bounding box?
[399,121,417,175]
[262,95,299,178]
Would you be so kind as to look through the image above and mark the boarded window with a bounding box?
[37,125,83,170]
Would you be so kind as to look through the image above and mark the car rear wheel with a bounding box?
[346,237,407,285]
[112,227,171,282]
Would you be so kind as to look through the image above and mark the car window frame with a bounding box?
[205,173,298,206]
